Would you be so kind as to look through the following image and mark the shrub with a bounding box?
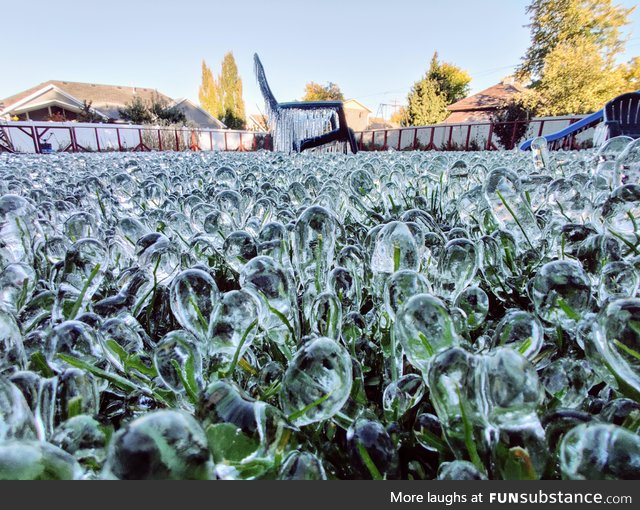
[490,94,537,150]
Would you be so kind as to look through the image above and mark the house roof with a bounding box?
[247,113,268,124]
[442,110,495,124]
[344,98,372,112]
[1,80,172,112]
[1,81,227,128]
[447,79,527,113]
[171,97,226,129]
[171,97,226,128]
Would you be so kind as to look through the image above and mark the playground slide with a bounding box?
[519,109,603,150]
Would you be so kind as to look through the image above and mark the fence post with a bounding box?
[486,124,494,150]
[116,128,122,151]
[158,129,163,151]
[413,128,418,150]
[383,130,388,150]
[69,127,76,152]
[465,125,472,150]
[510,121,518,149]
[209,131,214,151]
[32,126,41,153]
[397,129,402,151]
[224,131,228,151]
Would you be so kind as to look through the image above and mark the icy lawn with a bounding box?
[0,138,640,479]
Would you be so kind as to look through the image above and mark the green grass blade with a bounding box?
[287,392,332,422]
[56,353,139,393]
[227,319,258,377]
[356,442,383,480]
[68,263,101,319]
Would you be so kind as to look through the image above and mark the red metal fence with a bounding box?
[0,121,270,154]
[356,116,586,152]
[1,115,592,154]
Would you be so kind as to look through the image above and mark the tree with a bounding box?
[77,100,104,123]
[118,96,153,124]
[118,94,187,126]
[427,52,471,104]
[517,0,635,81]
[198,53,246,129]
[390,107,409,127]
[534,37,627,115]
[219,52,246,129]
[149,94,187,125]
[490,92,538,149]
[199,60,221,120]
[405,53,470,126]
[406,78,449,126]
[623,57,640,91]
[302,82,345,101]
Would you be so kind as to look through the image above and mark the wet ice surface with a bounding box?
[0,137,640,479]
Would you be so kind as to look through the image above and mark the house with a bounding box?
[444,77,527,124]
[170,98,226,129]
[367,117,400,130]
[0,80,226,128]
[246,113,268,131]
[343,99,372,132]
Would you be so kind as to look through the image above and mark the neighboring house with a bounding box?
[171,98,226,129]
[246,113,268,131]
[444,77,527,124]
[343,99,372,132]
[0,80,226,128]
[366,117,400,130]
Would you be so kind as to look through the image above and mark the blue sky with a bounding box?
[2,0,639,117]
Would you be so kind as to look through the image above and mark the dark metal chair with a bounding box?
[604,91,640,139]
[254,53,358,154]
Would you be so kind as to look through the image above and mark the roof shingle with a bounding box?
[447,80,527,113]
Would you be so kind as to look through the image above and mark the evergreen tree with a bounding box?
[405,53,470,126]
[426,52,471,104]
[150,94,187,125]
[118,96,153,124]
[118,94,187,126]
[406,78,449,126]
[516,0,635,81]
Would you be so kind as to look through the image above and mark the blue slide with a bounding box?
[519,109,603,150]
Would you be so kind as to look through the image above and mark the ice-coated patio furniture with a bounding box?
[604,91,640,139]
[254,53,358,154]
